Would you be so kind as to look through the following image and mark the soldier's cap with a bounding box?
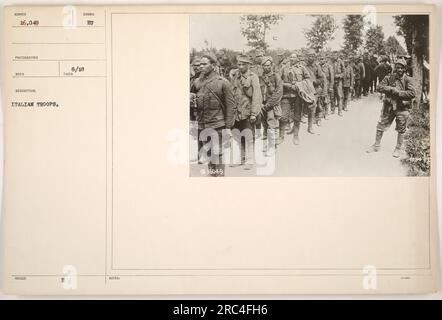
[201,53,218,64]
[261,56,273,65]
[237,54,252,64]
[191,57,201,66]
[307,48,316,55]
[395,58,407,67]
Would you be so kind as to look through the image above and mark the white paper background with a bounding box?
[0,0,440,299]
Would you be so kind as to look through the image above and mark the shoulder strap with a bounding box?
[202,78,227,114]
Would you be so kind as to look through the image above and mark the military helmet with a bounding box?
[201,53,218,65]
[261,56,273,65]
[395,58,407,67]
[237,54,252,64]
[191,57,201,66]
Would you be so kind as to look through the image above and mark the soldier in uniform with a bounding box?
[250,48,265,139]
[374,55,392,83]
[342,56,354,112]
[369,54,379,93]
[231,54,263,170]
[366,58,416,158]
[362,52,372,96]
[281,52,314,145]
[260,56,283,154]
[299,49,308,67]
[319,52,333,120]
[190,57,202,122]
[305,49,326,127]
[192,54,236,177]
[325,52,335,115]
[354,55,365,99]
[278,54,293,144]
[251,48,265,78]
[331,51,345,116]
[189,57,202,163]
[275,51,288,75]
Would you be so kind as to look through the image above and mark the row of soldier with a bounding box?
[190,48,410,176]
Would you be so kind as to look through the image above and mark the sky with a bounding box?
[190,14,407,52]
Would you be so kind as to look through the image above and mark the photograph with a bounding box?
[189,13,430,177]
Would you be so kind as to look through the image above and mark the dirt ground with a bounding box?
[190,93,408,177]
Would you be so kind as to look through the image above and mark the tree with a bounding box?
[364,25,385,55]
[303,15,338,52]
[394,15,429,105]
[394,15,430,176]
[342,15,364,55]
[384,35,407,58]
[240,15,283,50]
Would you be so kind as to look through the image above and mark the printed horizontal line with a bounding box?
[12,25,104,28]
[112,267,431,271]
[13,59,105,61]
[12,42,104,45]
[13,75,105,78]
[11,274,433,277]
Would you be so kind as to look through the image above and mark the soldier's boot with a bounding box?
[292,122,300,145]
[243,139,255,171]
[324,104,330,120]
[307,114,315,134]
[337,101,343,116]
[261,122,268,140]
[277,122,286,145]
[330,101,335,114]
[265,129,277,157]
[366,130,383,153]
[392,133,405,158]
[262,129,269,153]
